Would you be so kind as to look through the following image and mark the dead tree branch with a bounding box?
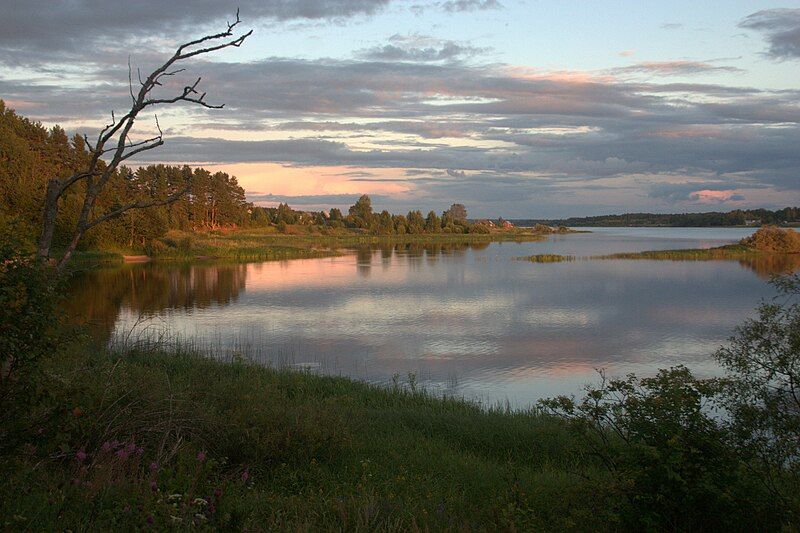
[36,11,251,271]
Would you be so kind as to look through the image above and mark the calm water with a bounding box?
[68,227,796,408]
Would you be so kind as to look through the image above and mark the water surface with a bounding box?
[69,227,790,407]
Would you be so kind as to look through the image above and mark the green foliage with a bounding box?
[541,367,780,530]
[522,254,575,263]
[715,274,800,513]
[0,221,61,393]
[348,194,373,229]
[541,277,800,528]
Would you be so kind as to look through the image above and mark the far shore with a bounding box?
[70,224,582,267]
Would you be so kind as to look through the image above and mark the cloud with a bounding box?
[0,0,392,60]
[613,61,744,76]
[660,22,683,30]
[439,0,502,12]
[247,193,370,206]
[647,181,754,204]
[356,34,488,62]
[740,8,800,59]
[2,4,799,216]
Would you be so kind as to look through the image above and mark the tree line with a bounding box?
[266,195,486,235]
[521,208,800,227]
[1,100,491,255]
[0,100,254,252]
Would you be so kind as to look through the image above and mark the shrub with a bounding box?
[541,367,780,529]
[0,223,60,392]
[715,274,800,516]
[741,226,800,253]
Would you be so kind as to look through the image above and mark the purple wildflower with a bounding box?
[196,451,206,462]
[149,462,158,473]
[150,480,158,492]
[116,448,130,460]
[101,441,112,452]
[146,515,154,525]
[75,450,87,462]
[241,469,249,483]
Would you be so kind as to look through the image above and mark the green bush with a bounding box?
[541,366,781,529]
[715,274,800,516]
[0,223,60,392]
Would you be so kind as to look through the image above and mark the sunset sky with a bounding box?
[2,0,800,217]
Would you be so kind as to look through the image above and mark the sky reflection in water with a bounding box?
[70,227,791,408]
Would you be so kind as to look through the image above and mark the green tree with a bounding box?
[349,195,374,229]
[406,210,425,234]
[377,210,394,235]
[425,211,441,233]
[445,203,467,222]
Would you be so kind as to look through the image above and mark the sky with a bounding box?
[1,1,800,218]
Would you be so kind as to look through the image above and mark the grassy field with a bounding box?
[0,344,617,531]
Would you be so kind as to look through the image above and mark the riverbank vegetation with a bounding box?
[2,100,552,268]
[4,215,800,528]
[590,226,800,276]
[519,254,576,263]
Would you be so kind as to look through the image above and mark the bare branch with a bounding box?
[128,56,136,105]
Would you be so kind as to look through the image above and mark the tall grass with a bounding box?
[0,340,614,530]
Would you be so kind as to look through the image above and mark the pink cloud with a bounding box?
[690,189,746,204]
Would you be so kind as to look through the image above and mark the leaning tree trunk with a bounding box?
[36,179,62,264]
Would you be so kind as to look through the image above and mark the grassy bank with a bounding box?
[70,226,553,267]
[519,254,576,263]
[1,344,614,531]
[594,243,759,261]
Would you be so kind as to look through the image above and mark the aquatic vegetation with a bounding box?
[519,254,576,263]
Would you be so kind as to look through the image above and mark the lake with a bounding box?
[68,227,790,408]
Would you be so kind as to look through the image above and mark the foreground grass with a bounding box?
[1,345,615,531]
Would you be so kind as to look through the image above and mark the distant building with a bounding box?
[502,220,514,229]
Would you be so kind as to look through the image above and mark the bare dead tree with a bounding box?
[37,11,252,271]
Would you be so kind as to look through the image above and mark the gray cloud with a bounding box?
[0,0,391,61]
[740,8,800,59]
[356,34,488,62]
[247,193,371,206]
[440,0,502,12]
[613,61,744,76]
[647,181,754,204]
[2,4,799,216]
